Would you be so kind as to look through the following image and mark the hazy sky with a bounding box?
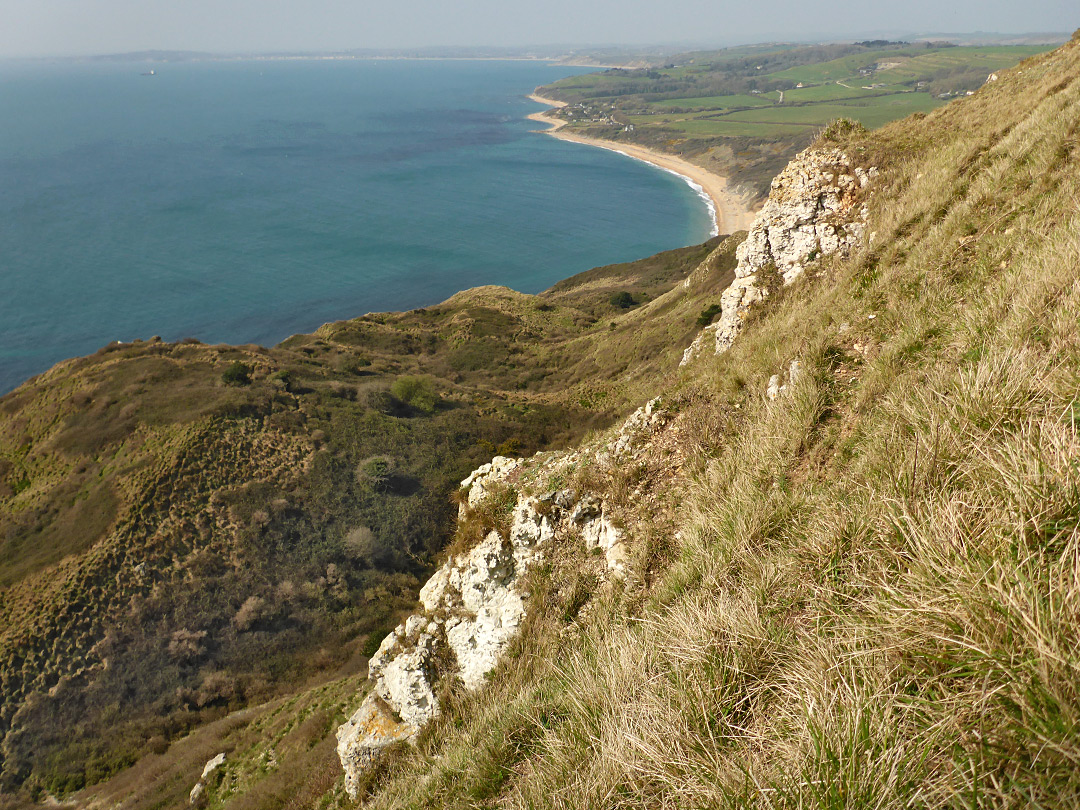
[2,0,1074,58]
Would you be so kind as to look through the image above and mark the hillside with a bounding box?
[0,234,739,799]
[3,29,1080,810]
[332,33,1080,808]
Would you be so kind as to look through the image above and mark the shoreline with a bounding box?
[527,93,755,236]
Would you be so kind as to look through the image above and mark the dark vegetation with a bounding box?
[0,235,737,799]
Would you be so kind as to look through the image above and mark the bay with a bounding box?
[0,58,713,393]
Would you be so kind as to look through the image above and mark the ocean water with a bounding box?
[0,59,713,394]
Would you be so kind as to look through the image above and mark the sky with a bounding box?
[1,0,1074,58]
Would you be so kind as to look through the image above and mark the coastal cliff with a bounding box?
[331,133,875,789]
[336,400,664,795]
[3,32,1080,810]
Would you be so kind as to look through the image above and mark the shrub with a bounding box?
[609,291,636,309]
[390,375,440,414]
[820,117,866,142]
[344,526,378,565]
[167,629,207,661]
[221,362,251,386]
[231,595,268,632]
[366,389,401,415]
[355,456,394,489]
[267,370,291,390]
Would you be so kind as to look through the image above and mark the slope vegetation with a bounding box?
[325,33,1080,809]
[0,236,736,799]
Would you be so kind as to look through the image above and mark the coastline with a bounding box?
[527,93,755,236]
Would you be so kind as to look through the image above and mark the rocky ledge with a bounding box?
[682,146,875,364]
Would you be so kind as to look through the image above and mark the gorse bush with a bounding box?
[390,375,440,414]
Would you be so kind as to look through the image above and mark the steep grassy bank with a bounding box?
[0,237,737,799]
[314,33,1080,809]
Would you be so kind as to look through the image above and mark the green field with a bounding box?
[537,41,1058,201]
[651,93,775,110]
[661,119,815,137]
[543,44,1052,136]
[781,82,907,101]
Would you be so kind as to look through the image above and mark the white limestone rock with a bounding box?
[189,752,226,805]
[613,397,664,458]
[373,630,439,728]
[338,484,556,796]
[336,694,416,798]
[682,147,874,365]
[459,455,522,511]
[581,512,627,576]
[767,359,803,401]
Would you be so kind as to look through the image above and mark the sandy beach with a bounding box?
[527,93,755,235]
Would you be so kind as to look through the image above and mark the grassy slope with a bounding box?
[0,237,736,799]
[319,34,1080,809]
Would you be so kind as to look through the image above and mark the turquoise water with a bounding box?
[0,59,713,393]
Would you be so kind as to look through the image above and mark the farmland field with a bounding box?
[537,41,1059,200]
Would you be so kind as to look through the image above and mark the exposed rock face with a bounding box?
[336,462,555,797]
[336,397,665,796]
[458,455,523,511]
[613,397,664,459]
[570,496,628,575]
[767,359,803,401]
[336,695,415,790]
[682,147,875,365]
[189,752,226,805]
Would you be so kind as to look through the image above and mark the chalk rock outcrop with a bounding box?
[189,752,225,805]
[570,496,628,575]
[682,147,875,365]
[613,397,664,459]
[458,455,523,511]
[336,399,663,797]
[767,359,803,401]
[337,460,554,797]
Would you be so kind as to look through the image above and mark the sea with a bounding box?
[0,58,715,394]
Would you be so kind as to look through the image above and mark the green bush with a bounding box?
[221,362,252,387]
[697,303,722,326]
[356,456,394,490]
[390,375,440,414]
[820,117,866,142]
[267,370,291,390]
[609,291,636,309]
